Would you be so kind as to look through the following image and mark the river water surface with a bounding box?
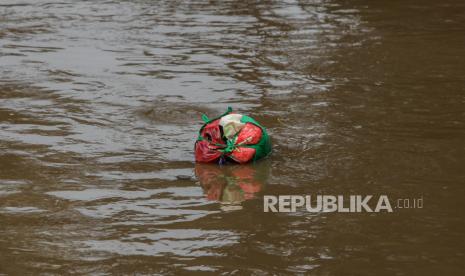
[1,0,464,274]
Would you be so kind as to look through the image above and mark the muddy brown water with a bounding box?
[1,0,465,275]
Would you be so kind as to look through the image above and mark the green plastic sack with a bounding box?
[194,107,271,164]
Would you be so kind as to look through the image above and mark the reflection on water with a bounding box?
[1,0,465,274]
[195,161,269,208]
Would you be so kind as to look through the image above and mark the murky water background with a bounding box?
[1,0,465,274]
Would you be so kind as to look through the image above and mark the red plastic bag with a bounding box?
[195,108,271,164]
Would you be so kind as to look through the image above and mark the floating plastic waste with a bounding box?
[195,107,272,164]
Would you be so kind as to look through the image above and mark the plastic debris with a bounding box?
[219,114,245,139]
[195,107,271,164]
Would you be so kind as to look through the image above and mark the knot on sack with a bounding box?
[220,138,238,154]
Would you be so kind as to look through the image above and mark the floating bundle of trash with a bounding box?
[195,107,271,164]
